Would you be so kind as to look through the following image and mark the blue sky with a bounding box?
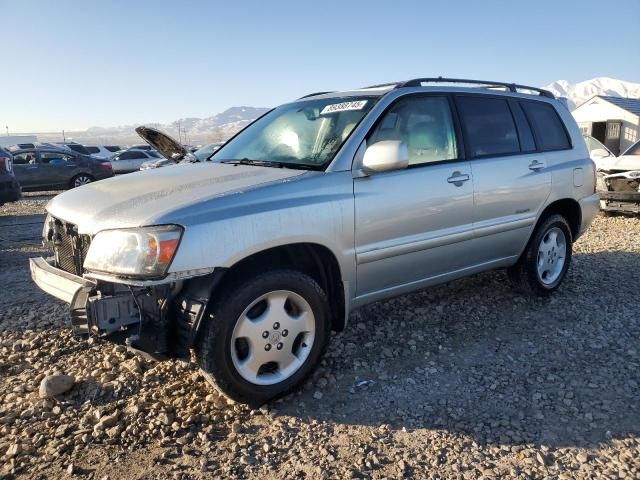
[3,0,639,132]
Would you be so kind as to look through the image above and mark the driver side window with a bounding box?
[369,96,458,166]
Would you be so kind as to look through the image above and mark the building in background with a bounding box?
[0,135,38,148]
[572,96,640,155]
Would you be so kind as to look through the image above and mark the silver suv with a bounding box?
[30,78,600,404]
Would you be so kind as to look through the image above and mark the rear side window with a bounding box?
[85,146,100,154]
[520,101,571,151]
[508,101,536,152]
[105,146,121,152]
[118,151,146,159]
[456,96,519,157]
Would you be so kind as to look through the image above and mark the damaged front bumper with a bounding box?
[29,256,222,359]
[597,170,640,214]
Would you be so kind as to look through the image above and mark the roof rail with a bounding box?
[298,91,335,99]
[395,77,555,98]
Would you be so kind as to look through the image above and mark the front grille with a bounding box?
[46,217,92,276]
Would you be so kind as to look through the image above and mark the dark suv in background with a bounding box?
[9,144,114,191]
[0,147,22,206]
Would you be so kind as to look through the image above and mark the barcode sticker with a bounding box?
[320,100,368,115]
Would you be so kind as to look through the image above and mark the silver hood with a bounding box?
[46,163,306,234]
[597,154,640,172]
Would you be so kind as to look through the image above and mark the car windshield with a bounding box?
[622,140,640,156]
[211,96,377,169]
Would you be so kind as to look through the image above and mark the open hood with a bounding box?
[135,126,191,161]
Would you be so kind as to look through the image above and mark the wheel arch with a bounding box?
[537,198,581,240]
[186,242,347,340]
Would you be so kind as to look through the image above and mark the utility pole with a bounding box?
[5,126,8,136]
[62,130,66,142]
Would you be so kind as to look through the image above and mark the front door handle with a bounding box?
[528,160,546,171]
[447,171,470,186]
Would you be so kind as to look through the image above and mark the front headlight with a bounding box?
[84,225,183,278]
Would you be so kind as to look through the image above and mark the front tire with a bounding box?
[507,214,573,296]
[195,270,331,405]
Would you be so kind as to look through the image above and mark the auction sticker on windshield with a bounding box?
[321,100,368,115]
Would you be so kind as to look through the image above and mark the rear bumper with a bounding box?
[577,193,600,238]
[0,177,22,203]
[29,257,95,304]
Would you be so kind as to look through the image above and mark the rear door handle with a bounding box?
[528,160,546,171]
[447,171,470,186]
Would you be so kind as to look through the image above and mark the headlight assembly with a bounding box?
[83,225,183,278]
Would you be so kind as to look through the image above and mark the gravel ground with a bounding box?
[1,193,639,479]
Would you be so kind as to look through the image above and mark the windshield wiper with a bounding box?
[220,159,317,170]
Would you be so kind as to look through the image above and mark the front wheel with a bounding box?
[195,270,331,405]
[507,214,573,296]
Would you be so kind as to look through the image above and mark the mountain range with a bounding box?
[36,77,639,145]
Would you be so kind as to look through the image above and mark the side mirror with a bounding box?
[362,140,409,174]
[591,148,611,160]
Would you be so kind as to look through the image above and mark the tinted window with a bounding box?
[456,96,520,157]
[369,96,458,166]
[41,152,74,164]
[105,146,121,152]
[520,101,571,151]
[148,151,161,158]
[12,152,38,165]
[85,146,100,154]
[509,101,536,152]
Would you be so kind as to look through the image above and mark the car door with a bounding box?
[454,95,551,264]
[38,151,78,188]
[11,151,42,188]
[353,95,475,299]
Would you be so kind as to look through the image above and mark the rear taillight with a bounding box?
[0,157,7,173]
[100,162,113,170]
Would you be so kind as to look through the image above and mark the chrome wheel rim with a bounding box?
[230,290,315,386]
[74,176,92,187]
[536,227,566,285]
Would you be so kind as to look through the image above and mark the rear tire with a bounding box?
[70,174,94,188]
[507,214,573,296]
[195,270,331,406]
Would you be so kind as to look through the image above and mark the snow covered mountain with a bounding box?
[38,106,270,145]
[545,77,640,110]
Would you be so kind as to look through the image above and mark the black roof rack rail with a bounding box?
[361,81,402,89]
[298,91,335,99]
[394,77,555,98]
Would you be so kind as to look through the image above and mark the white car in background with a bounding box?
[110,149,162,173]
[139,140,225,171]
[84,145,123,160]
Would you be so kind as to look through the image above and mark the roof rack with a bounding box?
[394,77,555,98]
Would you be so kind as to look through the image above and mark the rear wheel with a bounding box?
[195,270,331,405]
[507,214,573,296]
[70,174,94,188]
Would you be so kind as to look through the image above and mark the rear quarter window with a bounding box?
[455,96,520,158]
[520,101,571,151]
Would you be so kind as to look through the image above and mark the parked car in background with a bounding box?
[85,145,123,160]
[584,135,614,168]
[0,147,21,206]
[9,145,113,190]
[55,142,92,156]
[110,149,161,173]
[30,77,599,405]
[135,126,225,171]
[595,139,640,214]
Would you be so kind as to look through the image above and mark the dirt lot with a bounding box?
[1,193,639,479]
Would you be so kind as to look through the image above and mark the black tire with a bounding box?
[70,173,94,189]
[195,270,331,406]
[507,214,573,296]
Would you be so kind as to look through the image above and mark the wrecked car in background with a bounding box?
[594,139,640,214]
